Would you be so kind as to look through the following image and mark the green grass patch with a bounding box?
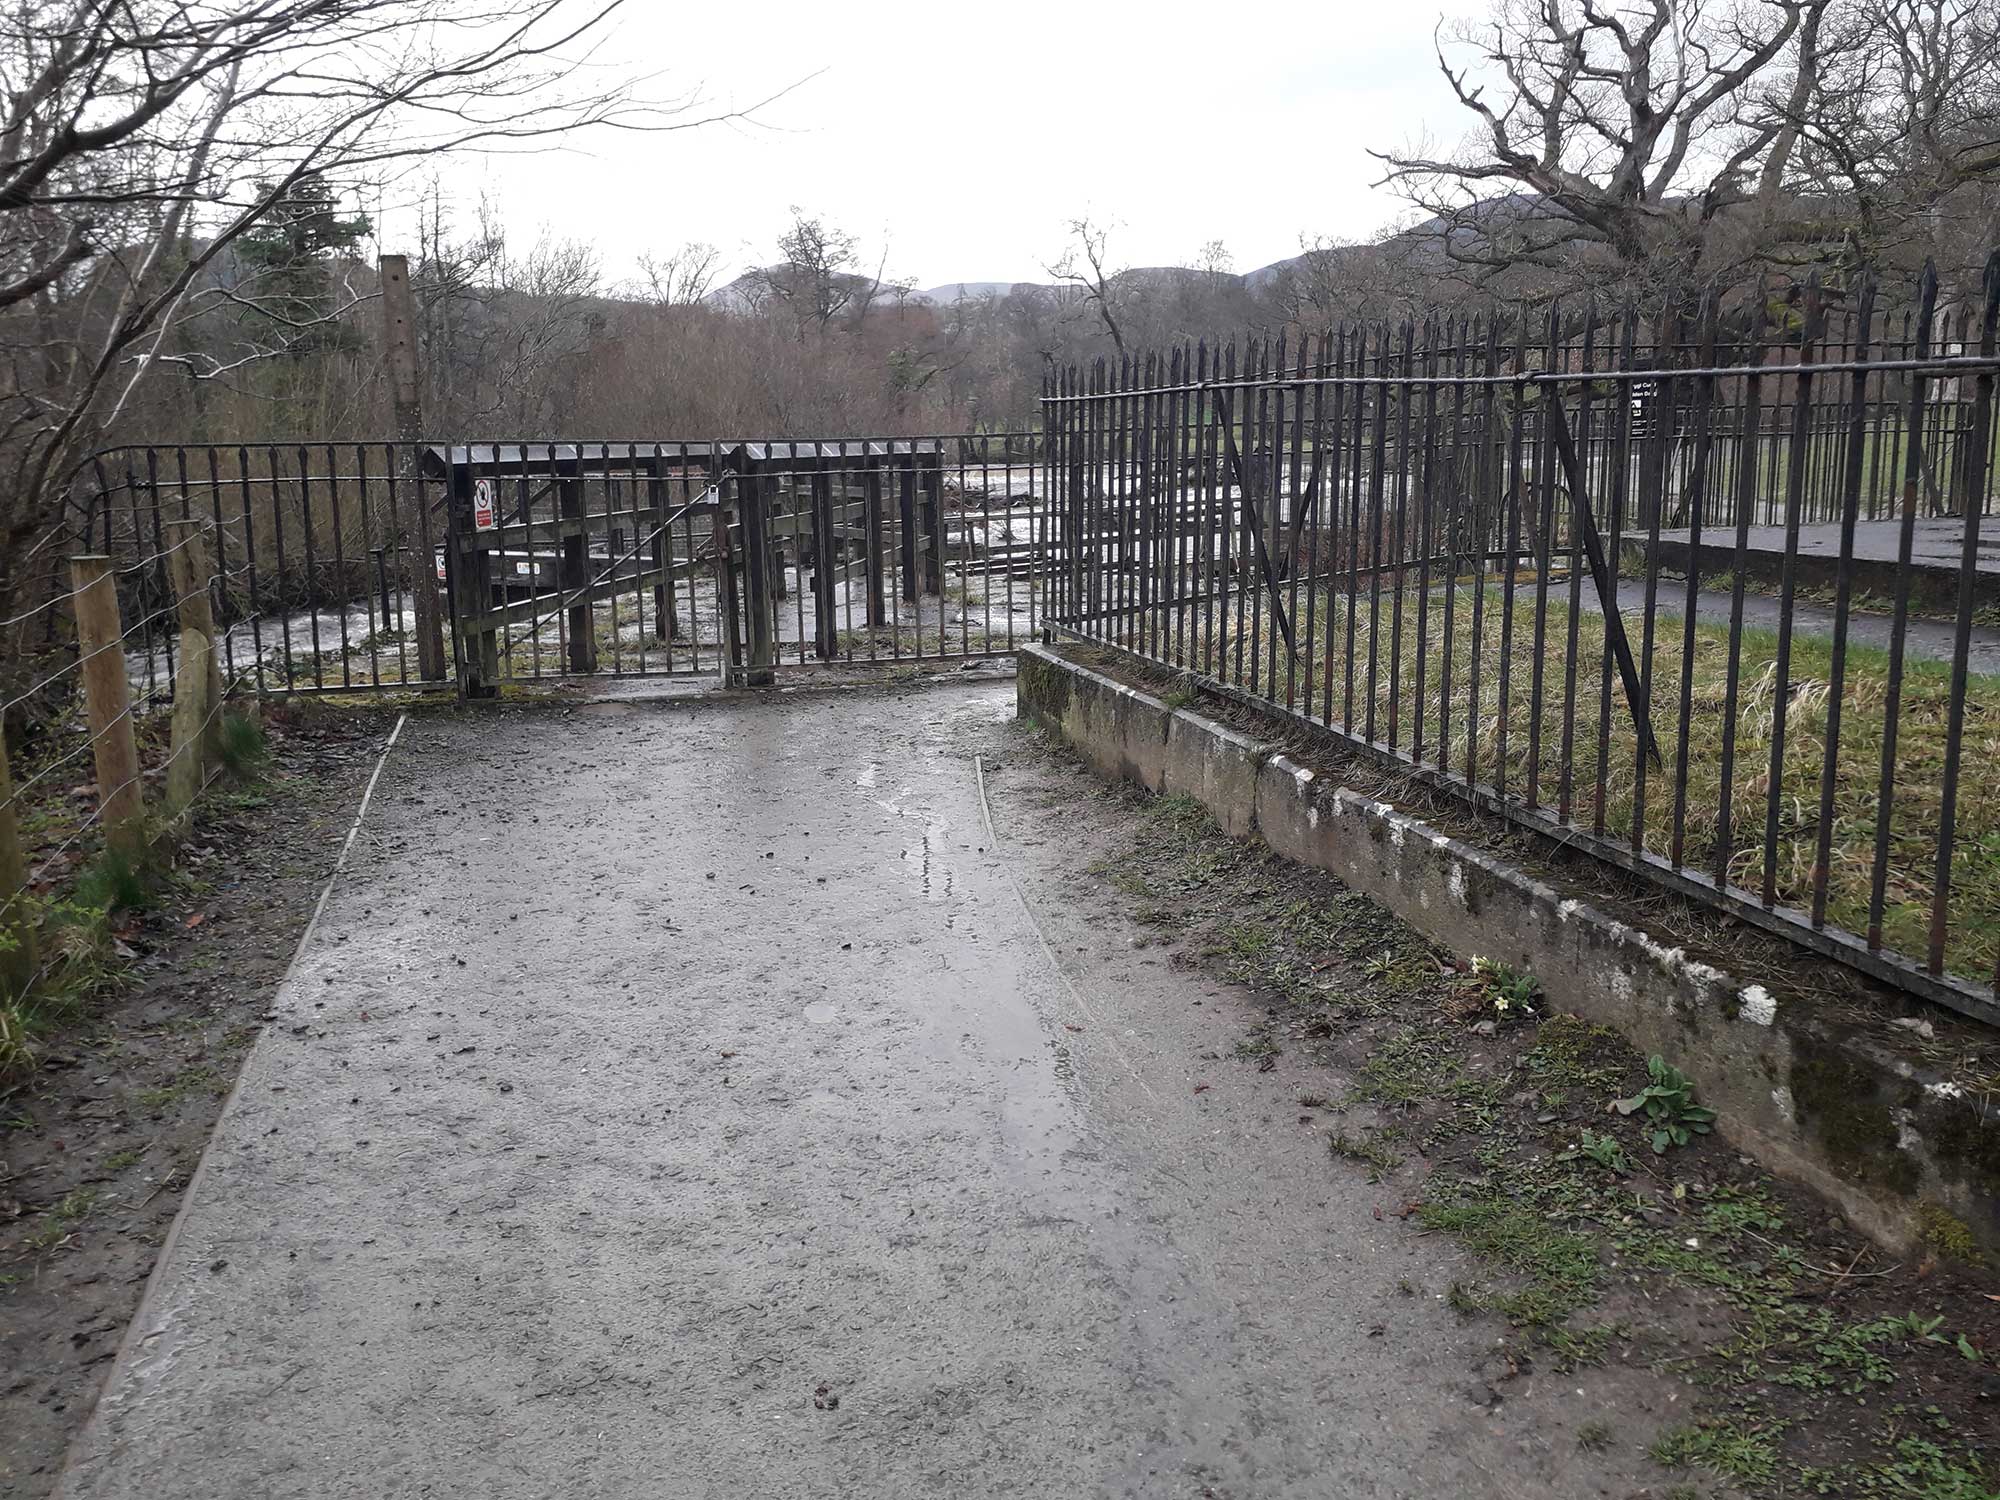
[1652,1414,1787,1486]
[1357,1027,1505,1136]
[1162,582,2000,985]
[1799,1434,1997,1499]
[73,845,150,915]
[135,1064,221,1111]
[1328,1131,1402,1181]
[1416,1177,1604,1327]
[1718,1305,1971,1402]
[1576,1417,1617,1452]
[1520,1014,1625,1094]
[216,711,269,776]
[20,1187,98,1253]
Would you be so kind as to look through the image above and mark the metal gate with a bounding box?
[722,439,1045,683]
[436,441,737,693]
[439,435,1046,693]
[73,433,1047,700]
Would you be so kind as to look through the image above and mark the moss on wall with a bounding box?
[1787,1034,1922,1199]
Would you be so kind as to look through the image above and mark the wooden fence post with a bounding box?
[864,462,887,627]
[810,454,837,660]
[163,630,211,820]
[898,455,919,605]
[736,468,775,686]
[715,481,743,683]
[0,722,37,997]
[558,472,597,674]
[166,519,225,751]
[163,519,219,820]
[921,456,945,597]
[69,556,146,863]
[648,468,675,643]
[379,254,449,685]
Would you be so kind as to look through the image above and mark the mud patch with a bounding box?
[0,703,400,1498]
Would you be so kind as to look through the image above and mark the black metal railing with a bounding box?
[724,437,1046,676]
[70,433,1050,699]
[1041,261,2000,1023]
[76,442,454,699]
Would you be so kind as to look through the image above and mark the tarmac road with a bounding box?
[54,682,1676,1500]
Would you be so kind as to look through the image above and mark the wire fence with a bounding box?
[1,659,247,926]
[0,533,250,1010]
[1041,259,2000,1024]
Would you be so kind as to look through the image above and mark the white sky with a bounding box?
[377,0,1490,291]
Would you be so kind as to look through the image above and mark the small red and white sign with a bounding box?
[472,478,497,531]
[434,548,447,582]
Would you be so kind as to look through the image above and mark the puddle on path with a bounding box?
[803,1001,838,1024]
[848,758,959,909]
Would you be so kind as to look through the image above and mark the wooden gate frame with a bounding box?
[434,443,738,697]
[432,438,958,695]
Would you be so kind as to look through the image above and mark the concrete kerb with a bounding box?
[1016,643,1170,794]
[1165,708,1264,838]
[1017,642,2000,1258]
[1622,535,2000,618]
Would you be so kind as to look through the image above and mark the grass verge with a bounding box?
[1087,784,2000,1497]
[1129,581,2000,986]
[1,708,270,1078]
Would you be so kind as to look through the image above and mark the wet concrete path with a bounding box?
[1593,576,2000,674]
[58,683,1670,1499]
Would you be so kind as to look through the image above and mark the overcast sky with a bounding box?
[378,1,1489,291]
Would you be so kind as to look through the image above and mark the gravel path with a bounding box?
[54,683,1676,1499]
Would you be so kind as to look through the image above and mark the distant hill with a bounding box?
[697,205,1531,314]
[710,262,1300,310]
[908,281,1019,304]
[906,253,1381,304]
[704,265,894,313]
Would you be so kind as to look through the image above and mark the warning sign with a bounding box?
[472,478,497,531]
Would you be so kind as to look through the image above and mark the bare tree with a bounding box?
[849,245,904,325]
[1195,238,1235,291]
[1265,233,1443,330]
[419,207,603,431]
[632,242,724,307]
[1374,0,1830,302]
[1772,1,2000,279]
[0,0,790,665]
[760,209,860,336]
[1046,216,1129,355]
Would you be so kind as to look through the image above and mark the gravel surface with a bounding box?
[53,684,1682,1499]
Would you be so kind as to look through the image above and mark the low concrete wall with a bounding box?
[1018,645,1169,794]
[1019,642,2000,1258]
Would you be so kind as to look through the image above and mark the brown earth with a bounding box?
[993,716,2000,1496]
[0,702,400,1499]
